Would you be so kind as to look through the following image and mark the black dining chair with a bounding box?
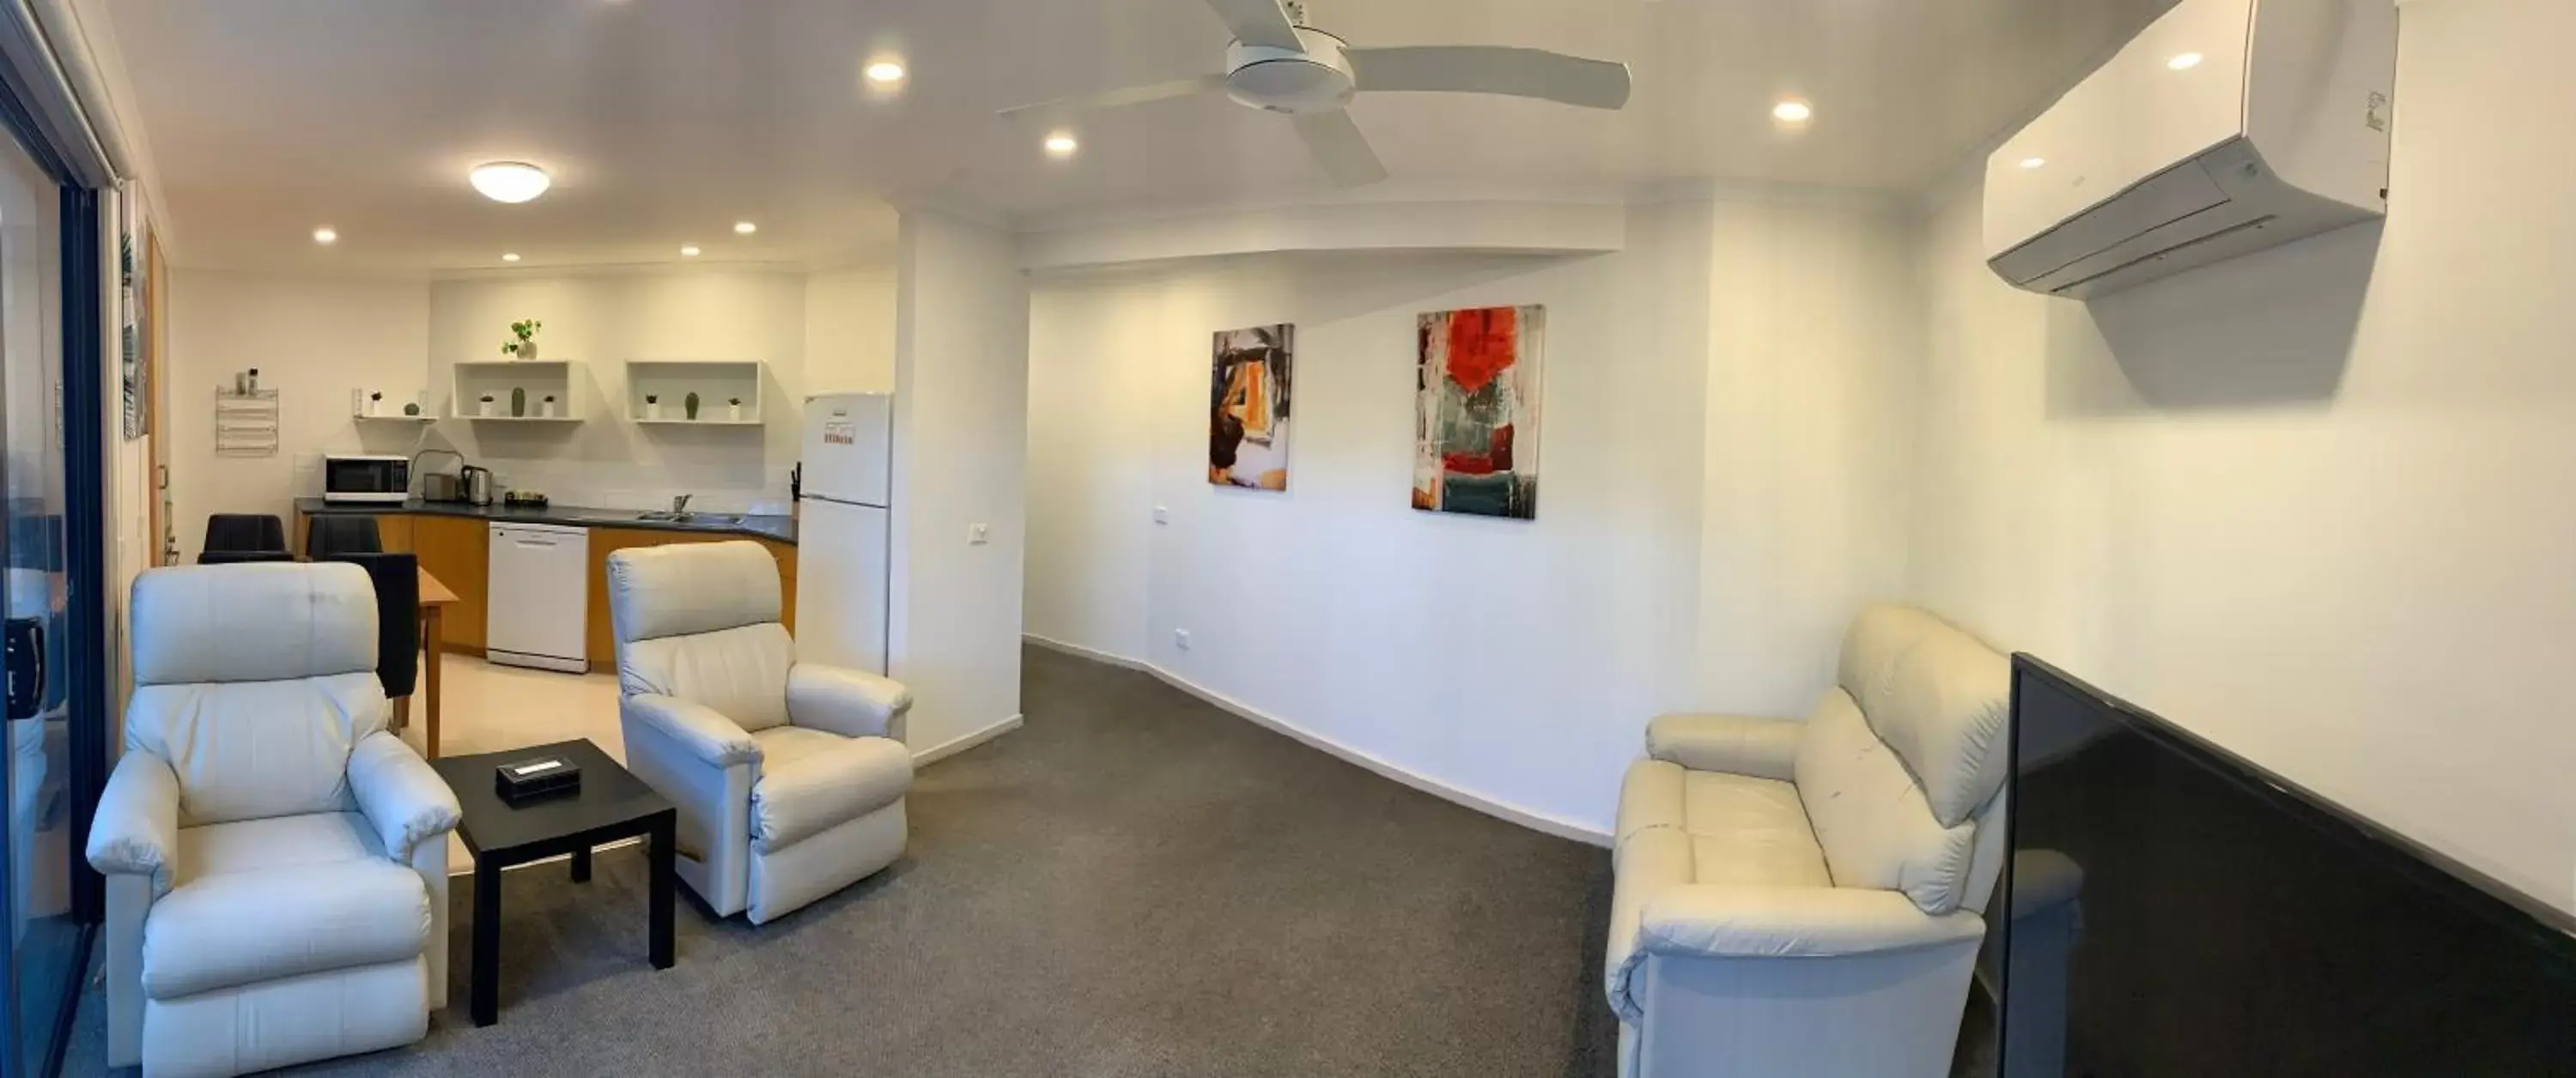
[320,551,419,703]
[195,550,297,566]
[199,514,288,560]
[306,516,385,559]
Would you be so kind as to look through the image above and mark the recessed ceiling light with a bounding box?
[469,161,550,203]
[1043,131,1080,158]
[2019,156,2048,170]
[864,59,908,86]
[679,245,701,257]
[733,221,757,235]
[2167,51,2203,70]
[1771,99,1814,124]
[312,227,337,245]
[501,252,520,263]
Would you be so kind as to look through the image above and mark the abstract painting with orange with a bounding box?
[1209,324,1292,490]
[1414,306,1542,518]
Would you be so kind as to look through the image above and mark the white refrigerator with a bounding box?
[795,393,895,674]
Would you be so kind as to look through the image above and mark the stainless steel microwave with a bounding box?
[321,454,410,504]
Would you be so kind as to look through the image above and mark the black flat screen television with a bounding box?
[1997,655,2576,1077]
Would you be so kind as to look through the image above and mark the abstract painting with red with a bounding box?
[1413,305,1543,518]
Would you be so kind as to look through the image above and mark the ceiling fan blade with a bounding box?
[1347,46,1633,110]
[1292,111,1389,188]
[998,75,1229,122]
[1204,0,1303,50]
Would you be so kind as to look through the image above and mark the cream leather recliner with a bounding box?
[1608,603,2011,1078]
[608,540,914,924]
[88,563,461,1078]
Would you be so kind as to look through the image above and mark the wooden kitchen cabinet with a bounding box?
[410,516,489,653]
[585,527,671,669]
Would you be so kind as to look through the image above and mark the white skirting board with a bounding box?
[912,712,1024,767]
[1024,633,1613,848]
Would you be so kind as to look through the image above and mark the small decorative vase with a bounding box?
[728,403,744,422]
[646,400,661,421]
[514,339,539,361]
[543,397,558,418]
[403,402,422,416]
[511,387,527,417]
[684,392,701,421]
[478,398,495,417]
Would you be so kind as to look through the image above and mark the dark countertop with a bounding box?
[294,497,797,545]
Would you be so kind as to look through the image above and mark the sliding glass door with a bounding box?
[0,104,73,1078]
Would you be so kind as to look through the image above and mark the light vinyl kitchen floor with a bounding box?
[389,654,628,876]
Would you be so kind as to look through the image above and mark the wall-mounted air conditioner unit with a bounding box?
[1984,0,2396,299]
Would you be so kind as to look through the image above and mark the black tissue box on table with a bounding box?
[495,754,581,802]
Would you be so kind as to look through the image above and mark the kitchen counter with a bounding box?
[294,498,797,545]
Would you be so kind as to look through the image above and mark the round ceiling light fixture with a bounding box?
[1771,99,1814,125]
[733,221,757,235]
[1043,131,1080,158]
[501,252,521,263]
[469,161,551,203]
[679,245,702,257]
[2167,51,2203,70]
[864,59,908,86]
[312,226,337,245]
[2019,156,2048,170]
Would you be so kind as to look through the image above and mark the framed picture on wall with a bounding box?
[1209,324,1293,491]
[1413,305,1543,519]
[119,185,148,441]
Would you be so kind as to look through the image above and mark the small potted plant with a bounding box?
[501,319,542,360]
[684,391,701,421]
[366,391,383,417]
[727,397,744,422]
[511,387,528,417]
[542,394,558,418]
[478,393,495,418]
[403,401,422,416]
[645,394,661,421]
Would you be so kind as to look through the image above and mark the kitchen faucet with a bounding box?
[671,494,692,515]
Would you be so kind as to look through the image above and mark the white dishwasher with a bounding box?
[485,522,590,673]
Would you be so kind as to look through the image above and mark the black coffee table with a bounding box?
[429,738,677,1027]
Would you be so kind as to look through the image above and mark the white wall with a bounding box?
[426,271,808,512]
[1025,196,1920,837]
[166,270,428,560]
[1911,0,2576,911]
[890,212,1029,759]
[805,264,897,394]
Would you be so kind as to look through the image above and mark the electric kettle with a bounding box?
[460,465,495,506]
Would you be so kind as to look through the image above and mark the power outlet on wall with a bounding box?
[1173,628,1192,651]
[968,522,990,546]
[1152,506,1170,524]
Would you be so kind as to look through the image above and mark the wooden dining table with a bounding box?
[416,566,458,758]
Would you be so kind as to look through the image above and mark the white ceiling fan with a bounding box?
[999,0,1633,187]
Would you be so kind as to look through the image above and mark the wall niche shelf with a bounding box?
[352,389,433,423]
[625,360,763,426]
[453,359,586,421]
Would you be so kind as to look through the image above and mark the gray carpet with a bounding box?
[66,645,1619,1076]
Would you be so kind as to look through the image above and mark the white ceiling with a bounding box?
[105,0,2170,274]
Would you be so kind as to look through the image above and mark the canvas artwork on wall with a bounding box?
[1208,324,1294,491]
[1414,305,1543,519]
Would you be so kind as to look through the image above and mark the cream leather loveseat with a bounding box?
[1608,604,2011,1078]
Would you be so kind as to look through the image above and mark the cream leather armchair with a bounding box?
[1608,604,2011,1078]
[608,540,914,924]
[88,563,460,1078]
